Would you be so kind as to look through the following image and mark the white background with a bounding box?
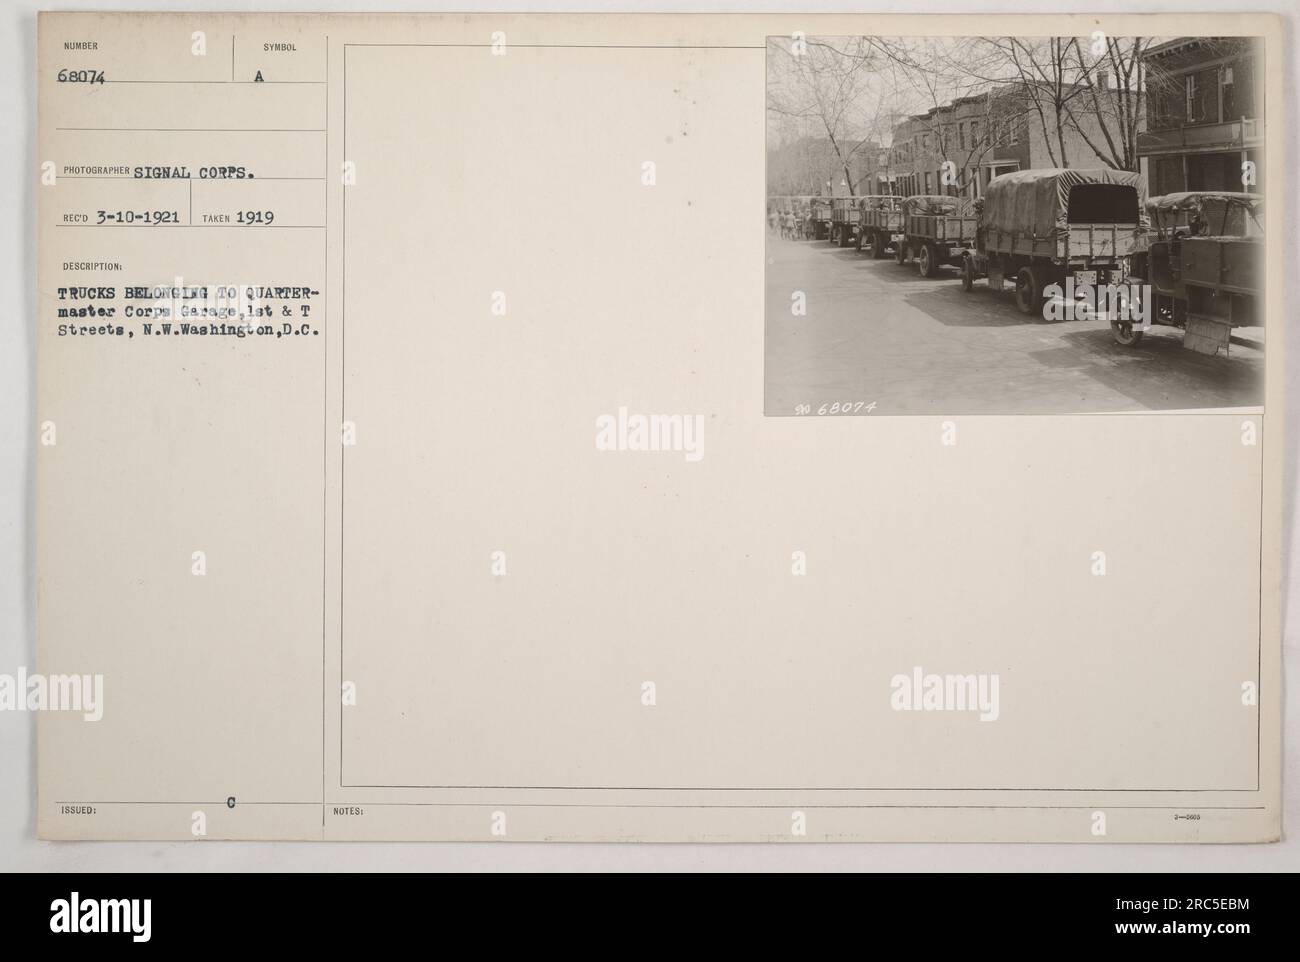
[3,0,1298,871]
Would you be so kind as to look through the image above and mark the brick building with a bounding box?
[884,81,1128,200]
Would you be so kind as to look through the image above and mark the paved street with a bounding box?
[764,232,1264,415]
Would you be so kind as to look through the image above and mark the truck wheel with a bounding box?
[918,243,938,278]
[1111,320,1144,347]
[837,226,848,248]
[895,241,908,265]
[855,230,863,252]
[870,233,884,259]
[961,256,974,292]
[1014,267,1044,316]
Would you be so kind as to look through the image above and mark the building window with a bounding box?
[1148,70,1184,130]
[1187,68,1218,123]
[1222,60,1255,120]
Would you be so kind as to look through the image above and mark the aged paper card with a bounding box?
[36,12,1283,841]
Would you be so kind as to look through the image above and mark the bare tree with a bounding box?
[766,37,884,195]
[971,37,1092,167]
[1059,37,1150,171]
[866,38,1031,196]
[966,36,1154,171]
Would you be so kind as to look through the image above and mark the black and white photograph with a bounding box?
[766,35,1265,415]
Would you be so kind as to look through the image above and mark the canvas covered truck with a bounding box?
[959,169,1148,316]
[1121,191,1263,352]
[859,196,904,259]
[895,195,977,277]
[830,196,861,248]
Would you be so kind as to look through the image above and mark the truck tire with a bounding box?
[895,241,908,265]
[1111,320,1144,347]
[1014,266,1044,316]
[918,243,938,278]
[870,232,885,259]
[837,225,849,248]
[855,229,863,252]
[961,256,974,292]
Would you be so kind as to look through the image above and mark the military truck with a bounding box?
[1121,191,1262,352]
[830,196,861,248]
[959,169,1148,315]
[859,196,904,259]
[894,195,977,277]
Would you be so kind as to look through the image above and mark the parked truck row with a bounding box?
[769,168,1264,356]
